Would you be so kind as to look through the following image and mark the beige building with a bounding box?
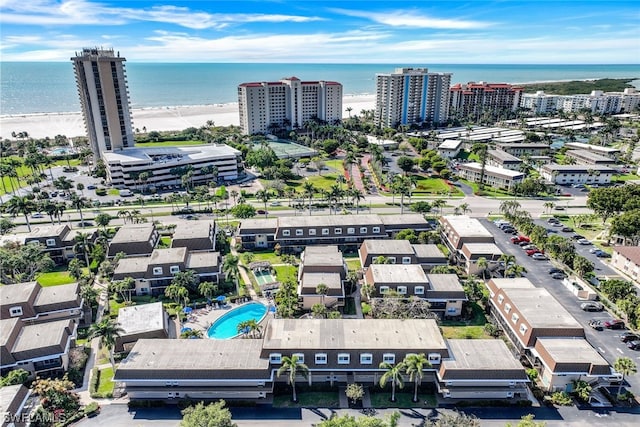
[540,164,615,185]
[457,162,525,191]
[297,246,347,310]
[238,77,343,135]
[611,246,640,285]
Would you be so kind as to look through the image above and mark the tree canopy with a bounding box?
[180,400,237,427]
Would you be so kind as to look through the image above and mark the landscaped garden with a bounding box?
[36,267,81,287]
[368,388,437,408]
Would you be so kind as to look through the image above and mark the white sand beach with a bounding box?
[0,94,375,140]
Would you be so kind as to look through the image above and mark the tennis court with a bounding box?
[253,270,277,285]
[254,139,317,159]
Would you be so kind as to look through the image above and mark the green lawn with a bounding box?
[108,189,120,196]
[304,174,343,191]
[249,250,288,265]
[441,325,491,339]
[369,391,437,408]
[273,392,340,408]
[324,159,346,174]
[614,173,640,182]
[36,269,83,287]
[345,256,362,272]
[135,140,208,147]
[413,176,459,195]
[97,367,115,395]
[273,265,298,283]
[159,236,172,247]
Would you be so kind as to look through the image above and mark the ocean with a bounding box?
[1,62,639,115]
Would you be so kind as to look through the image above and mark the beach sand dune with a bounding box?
[0,95,375,140]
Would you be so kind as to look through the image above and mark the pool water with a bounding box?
[207,302,267,339]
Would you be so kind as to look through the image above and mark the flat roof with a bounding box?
[0,318,20,347]
[536,338,609,366]
[489,278,536,289]
[488,149,521,162]
[368,264,427,284]
[444,339,526,371]
[115,339,268,375]
[110,223,155,245]
[566,150,615,162]
[379,214,428,227]
[0,282,39,306]
[102,144,241,166]
[117,302,165,335]
[412,244,445,259]
[11,319,72,354]
[278,214,382,228]
[459,162,525,178]
[149,247,187,265]
[172,221,212,241]
[26,225,67,239]
[113,256,149,275]
[301,272,343,290]
[362,239,414,254]
[438,139,463,150]
[462,242,503,255]
[302,246,343,267]
[34,283,78,307]
[441,216,494,239]
[186,251,219,269]
[504,288,582,329]
[542,164,615,173]
[564,142,620,153]
[426,274,464,292]
[262,319,446,351]
[238,218,278,232]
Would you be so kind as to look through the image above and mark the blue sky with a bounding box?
[1,0,638,63]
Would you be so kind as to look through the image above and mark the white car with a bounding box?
[532,253,548,260]
[31,213,44,218]
[578,239,592,245]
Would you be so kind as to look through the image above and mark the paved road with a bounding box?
[481,219,640,395]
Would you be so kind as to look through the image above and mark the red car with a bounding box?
[604,319,625,330]
[526,248,543,256]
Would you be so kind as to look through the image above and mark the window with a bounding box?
[382,353,395,364]
[296,229,303,236]
[153,267,163,275]
[334,228,342,235]
[309,229,316,236]
[497,295,504,305]
[293,353,305,364]
[337,353,350,364]
[489,290,495,298]
[46,238,56,247]
[380,286,390,294]
[372,227,381,233]
[282,230,291,237]
[269,353,282,364]
[360,227,368,234]
[9,306,23,317]
[360,353,373,365]
[347,227,355,234]
[397,286,407,294]
[519,324,528,335]
[511,313,519,324]
[170,265,180,274]
[388,257,396,264]
[402,257,411,264]
[415,286,425,295]
[315,353,327,365]
[428,353,441,364]
[504,303,511,313]
[322,228,329,235]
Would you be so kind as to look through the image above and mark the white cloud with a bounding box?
[331,8,493,29]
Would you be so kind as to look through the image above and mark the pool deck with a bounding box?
[181,300,274,337]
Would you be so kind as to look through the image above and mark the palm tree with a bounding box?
[165,283,189,307]
[316,283,328,307]
[379,361,405,402]
[245,319,263,338]
[470,142,489,190]
[88,318,124,371]
[223,254,240,295]
[198,281,218,300]
[498,254,516,277]
[180,329,204,339]
[613,357,637,400]
[458,203,471,215]
[543,201,555,214]
[277,355,309,402]
[70,193,89,224]
[255,189,271,218]
[5,196,36,232]
[403,353,431,402]
[73,231,94,268]
[431,199,445,217]
[476,257,489,279]
[302,181,316,216]
[505,264,527,278]
[350,188,365,214]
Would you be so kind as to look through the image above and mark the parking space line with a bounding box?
[616,348,624,354]
[598,347,605,353]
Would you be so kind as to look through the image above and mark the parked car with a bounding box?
[526,249,543,256]
[532,253,548,260]
[552,222,563,227]
[502,228,516,234]
[580,302,603,312]
[572,234,586,240]
[554,206,565,210]
[548,268,563,275]
[77,221,94,227]
[620,332,640,343]
[604,319,625,329]
[498,223,513,230]
[589,319,604,331]
[511,236,530,244]
[551,272,566,279]
[578,239,592,245]
[561,227,573,232]
[595,251,611,258]
[31,213,44,218]
[87,185,97,190]
[520,242,533,248]
[627,341,640,350]
[257,209,267,215]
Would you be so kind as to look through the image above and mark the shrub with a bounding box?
[550,391,573,406]
[361,302,371,316]
[89,367,99,395]
[84,402,100,417]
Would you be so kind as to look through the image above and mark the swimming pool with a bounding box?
[207,302,267,339]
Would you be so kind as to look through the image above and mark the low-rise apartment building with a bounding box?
[487,149,523,171]
[0,281,88,326]
[564,142,621,159]
[611,246,640,285]
[437,140,463,159]
[540,164,615,185]
[171,221,217,252]
[24,225,96,265]
[297,246,347,310]
[460,243,503,276]
[0,384,31,427]
[115,302,172,352]
[440,215,494,251]
[495,143,550,157]
[108,223,159,257]
[565,150,617,167]
[457,162,525,191]
[112,248,222,296]
[358,240,448,271]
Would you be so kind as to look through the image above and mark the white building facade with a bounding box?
[375,68,451,128]
[238,77,343,135]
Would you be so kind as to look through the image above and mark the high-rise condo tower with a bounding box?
[72,48,134,157]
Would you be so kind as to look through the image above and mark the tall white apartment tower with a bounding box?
[72,48,134,157]
[375,67,452,128]
[238,77,343,135]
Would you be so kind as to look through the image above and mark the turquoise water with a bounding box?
[207,302,267,340]
[2,62,638,114]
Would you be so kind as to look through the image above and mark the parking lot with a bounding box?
[481,219,640,393]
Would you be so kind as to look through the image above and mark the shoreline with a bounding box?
[0,94,376,140]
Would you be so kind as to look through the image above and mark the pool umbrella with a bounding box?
[183,307,193,314]
[269,305,277,313]
[180,327,192,333]
[216,295,226,302]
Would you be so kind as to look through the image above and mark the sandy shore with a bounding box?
[0,94,375,140]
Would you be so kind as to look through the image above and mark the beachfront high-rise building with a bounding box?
[72,48,134,157]
[449,82,523,121]
[237,77,343,135]
[374,67,452,128]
